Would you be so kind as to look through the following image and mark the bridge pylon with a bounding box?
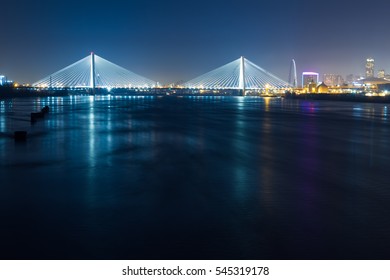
[239,56,246,96]
[90,52,96,90]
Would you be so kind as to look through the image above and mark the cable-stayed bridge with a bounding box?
[32,53,291,94]
[182,56,291,93]
[33,53,156,89]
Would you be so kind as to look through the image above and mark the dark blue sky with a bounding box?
[1,0,390,84]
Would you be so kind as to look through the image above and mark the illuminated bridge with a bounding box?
[32,54,291,94]
[33,53,156,89]
[182,56,291,93]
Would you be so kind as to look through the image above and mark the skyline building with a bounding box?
[0,75,5,86]
[323,74,344,86]
[378,69,385,78]
[346,74,364,85]
[288,59,298,87]
[366,58,375,78]
[302,72,319,87]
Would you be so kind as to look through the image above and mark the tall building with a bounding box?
[378,69,385,78]
[288,59,297,87]
[302,72,319,87]
[323,74,344,86]
[0,75,5,86]
[346,74,363,85]
[346,74,354,85]
[366,58,374,78]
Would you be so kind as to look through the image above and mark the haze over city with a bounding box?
[2,0,390,84]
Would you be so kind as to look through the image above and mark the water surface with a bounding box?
[0,96,390,259]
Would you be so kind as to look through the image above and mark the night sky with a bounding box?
[1,0,390,84]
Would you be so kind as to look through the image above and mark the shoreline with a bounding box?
[2,87,390,104]
[285,93,390,104]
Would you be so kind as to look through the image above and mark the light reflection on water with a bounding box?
[0,96,390,259]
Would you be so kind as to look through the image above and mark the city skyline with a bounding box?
[1,0,390,84]
[3,53,389,87]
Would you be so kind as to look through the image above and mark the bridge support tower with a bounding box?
[90,52,96,91]
[239,56,246,96]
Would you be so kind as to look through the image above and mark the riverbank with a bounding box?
[0,87,169,98]
[285,93,390,103]
[0,87,70,98]
[0,87,240,99]
[3,87,390,103]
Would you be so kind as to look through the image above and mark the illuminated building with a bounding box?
[359,77,390,85]
[357,77,390,93]
[302,72,319,87]
[378,69,385,78]
[366,58,374,78]
[307,81,317,93]
[346,74,355,85]
[323,74,344,86]
[316,82,329,93]
[0,75,5,86]
[346,74,363,85]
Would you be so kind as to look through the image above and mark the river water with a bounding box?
[0,95,390,259]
